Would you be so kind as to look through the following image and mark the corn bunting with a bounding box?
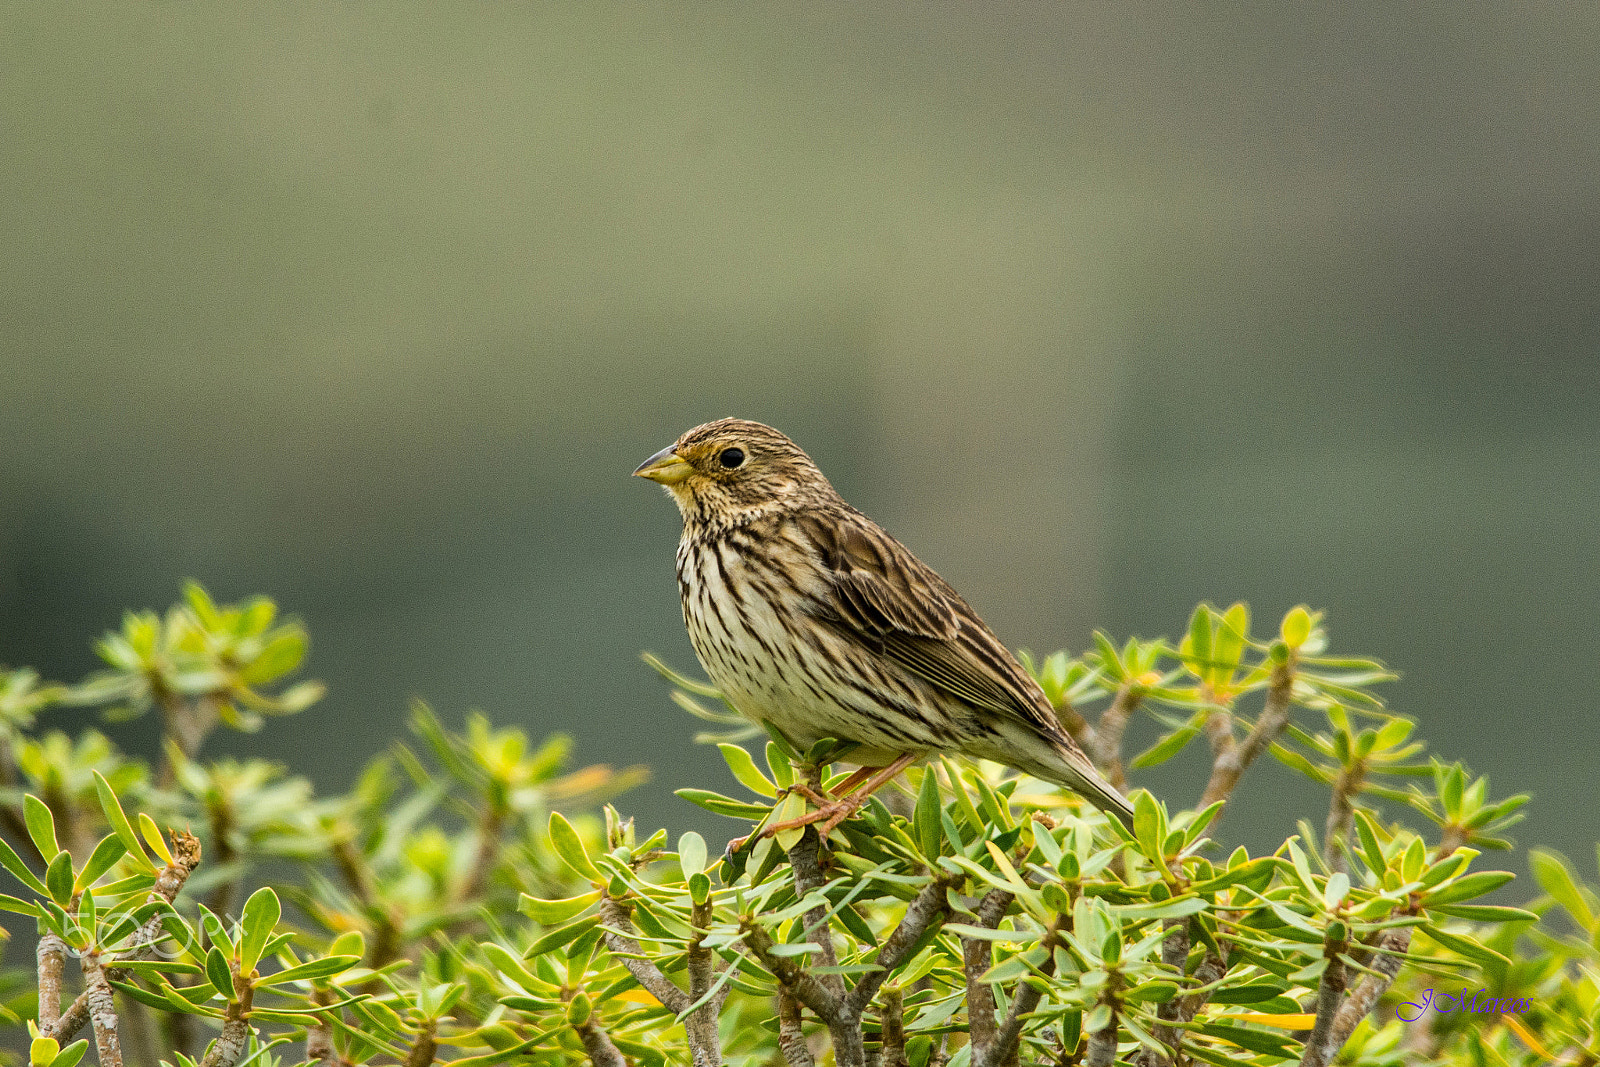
[636,418,1134,834]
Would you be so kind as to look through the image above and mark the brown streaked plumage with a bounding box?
[635,418,1135,831]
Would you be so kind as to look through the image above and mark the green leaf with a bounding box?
[1187,604,1213,672]
[1418,923,1511,966]
[0,834,48,897]
[31,1035,58,1067]
[1281,606,1313,649]
[74,835,127,893]
[1198,1022,1296,1057]
[239,630,306,685]
[688,871,711,905]
[23,796,60,860]
[913,770,942,859]
[1353,810,1388,876]
[517,891,601,925]
[0,892,40,916]
[678,832,707,880]
[675,788,771,819]
[1401,836,1426,884]
[238,887,280,973]
[939,756,985,833]
[547,812,600,882]
[943,924,1034,942]
[716,744,776,798]
[93,772,156,875]
[524,916,600,959]
[206,946,235,1000]
[765,742,795,789]
[1429,904,1538,923]
[1530,849,1596,929]
[481,942,543,991]
[1130,717,1202,770]
[1206,982,1289,1005]
[255,955,363,988]
[1215,602,1249,674]
[44,851,74,908]
[137,815,174,866]
[48,1042,87,1067]
[1425,870,1515,906]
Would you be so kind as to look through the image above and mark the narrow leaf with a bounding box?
[23,796,60,861]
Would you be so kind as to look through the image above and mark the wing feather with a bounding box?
[794,510,1060,735]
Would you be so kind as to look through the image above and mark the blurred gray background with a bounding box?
[3,5,1597,874]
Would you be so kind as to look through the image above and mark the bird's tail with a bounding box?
[1034,741,1136,832]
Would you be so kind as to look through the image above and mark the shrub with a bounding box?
[0,586,1592,1067]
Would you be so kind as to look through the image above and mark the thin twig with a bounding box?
[1146,918,1190,1063]
[197,969,253,1067]
[205,792,239,927]
[685,898,724,1067]
[1323,764,1365,874]
[1093,684,1144,790]
[571,1013,627,1067]
[846,872,954,1014]
[1300,925,1413,1067]
[879,986,907,1067]
[741,923,842,1026]
[404,1019,437,1067]
[1200,659,1296,813]
[37,931,65,1032]
[980,917,1064,1067]
[454,803,506,905]
[960,888,1013,1062]
[748,915,866,1067]
[306,987,337,1067]
[786,824,866,1067]
[787,828,844,995]
[1084,974,1121,1067]
[597,897,689,1014]
[1176,947,1228,1024]
[777,989,816,1067]
[82,952,123,1067]
[1302,946,1348,1061]
[1051,698,1097,755]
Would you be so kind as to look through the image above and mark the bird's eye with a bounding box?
[718,447,746,469]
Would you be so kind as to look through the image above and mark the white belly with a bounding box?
[677,534,940,764]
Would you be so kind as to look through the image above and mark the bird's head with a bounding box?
[633,418,834,524]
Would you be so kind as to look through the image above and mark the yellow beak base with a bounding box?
[633,447,693,485]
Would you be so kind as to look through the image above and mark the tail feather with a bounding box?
[1035,742,1136,831]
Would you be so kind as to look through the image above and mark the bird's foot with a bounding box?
[725,753,921,855]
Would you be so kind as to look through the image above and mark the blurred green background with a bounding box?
[3,5,1596,866]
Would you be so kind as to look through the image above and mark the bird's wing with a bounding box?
[793,510,1062,735]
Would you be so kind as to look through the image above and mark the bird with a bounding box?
[634,418,1135,837]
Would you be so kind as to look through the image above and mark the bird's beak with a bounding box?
[633,446,693,485]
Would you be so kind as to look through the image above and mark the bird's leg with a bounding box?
[755,753,921,843]
[817,753,919,836]
[827,765,880,799]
